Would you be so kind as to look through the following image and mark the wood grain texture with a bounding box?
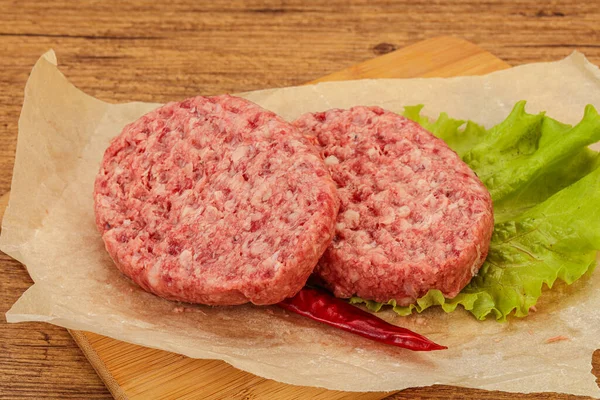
[73,331,388,400]
[0,193,8,225]
[312,36,511,82]
[1,1,600,399]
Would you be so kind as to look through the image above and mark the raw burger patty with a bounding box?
[293,106,494,305]
[94,95,339,306]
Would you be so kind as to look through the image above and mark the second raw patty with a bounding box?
[293,106,494,305]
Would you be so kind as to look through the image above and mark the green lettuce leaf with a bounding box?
[350,102,600,321]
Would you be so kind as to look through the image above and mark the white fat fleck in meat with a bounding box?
[203,205,221,222]
[470,246,483,276]
[379,207,395,225]
[416,215,432,229]
[250,240,268,256]
[366,148,379,159]
[396,205,411,218]
[212,190,224,205]
[154,183,166,195]
[147,261,162,289]
[342,209,360,228]
[288,139,303,149]
[231,145,249,163]
[251,181,272,206]
[271,250,280,262]
[399,219,412,230]
[287,211,300,223]
[261,188,272,201]
[361,240,378,250]
[324,155,340,165]
[372,190,389,203]
[179,250,193,271]
[250,212,263,222]
[348,269,361,283]
[224,199,236,212]
[262,250,282,272]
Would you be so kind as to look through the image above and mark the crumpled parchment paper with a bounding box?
[2,51,600,396]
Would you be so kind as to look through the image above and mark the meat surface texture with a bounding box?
[293,106,494,305]
[94,95,339,306]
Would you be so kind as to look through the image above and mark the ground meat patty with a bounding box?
[293,106,493,305]
[94,95,339,306]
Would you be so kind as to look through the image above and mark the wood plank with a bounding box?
[312,36,510,83]
[74,332,386,400]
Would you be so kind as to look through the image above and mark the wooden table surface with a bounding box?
[2,1,600,399]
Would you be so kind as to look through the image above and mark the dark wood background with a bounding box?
[2,1,600,398]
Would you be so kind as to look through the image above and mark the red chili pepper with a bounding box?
[278,287,447,351]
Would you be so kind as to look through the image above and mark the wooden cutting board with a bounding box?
[1,36,522,399]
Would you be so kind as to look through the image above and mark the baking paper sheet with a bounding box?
[2,51,600,396]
